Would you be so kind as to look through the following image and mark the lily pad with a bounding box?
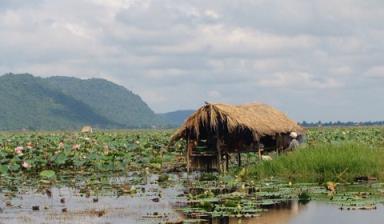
[39,170,56,179]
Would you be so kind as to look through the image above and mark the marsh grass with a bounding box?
[249,142,384,182]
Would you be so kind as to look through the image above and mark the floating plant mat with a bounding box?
[0,173,187,224]
[2,172,384,223]
[1,129,384,223]
[180,175,384,223]
[0,187,185,224]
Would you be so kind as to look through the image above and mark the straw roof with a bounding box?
[171,103,304,142]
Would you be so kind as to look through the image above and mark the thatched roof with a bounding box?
[171,103,304,142]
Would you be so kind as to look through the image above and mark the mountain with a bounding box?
[0,73,162,130]
[45,76,161,128]
[159,110,195,127]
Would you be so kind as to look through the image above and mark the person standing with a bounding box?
[287,132,300,151]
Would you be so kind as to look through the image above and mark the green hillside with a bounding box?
[45,76,161,128]
[0,73,162,130]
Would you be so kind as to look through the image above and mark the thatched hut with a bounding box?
[171,103,304,172]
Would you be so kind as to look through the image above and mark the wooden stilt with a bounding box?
[216,138,223,173]
[226,153,229,172]
[238,152,241,167]
[186,151,190,173]
[186,139,192,173]
[217,149,222,173]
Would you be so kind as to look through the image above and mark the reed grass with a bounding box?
[249,142,384,182]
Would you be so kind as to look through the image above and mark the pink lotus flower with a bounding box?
[26,142,33,149]
[22,161,31,169]
[72,144,80,150]
[15,146,24,155]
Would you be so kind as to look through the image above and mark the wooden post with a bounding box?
[276,134,281,155]
[186,139,192,173]
[238,152,241,167]
[216,138,223,173]
[221,153,228,174]
[226,153,229,172]
[186,139,190,173]
[217,149,222,173]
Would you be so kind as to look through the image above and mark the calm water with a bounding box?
[0,183,185,224]
[2,189,384,224]
[1,174,384,224]
[221,202,384,224]
[288,202,384,224]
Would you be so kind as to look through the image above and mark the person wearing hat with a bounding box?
[286,132,300,151]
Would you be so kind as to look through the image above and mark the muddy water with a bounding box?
[214,202,384,224]
[2,173,384,224]
[1,189,184,224]
[0,175,186,224]
[3,192,383,224]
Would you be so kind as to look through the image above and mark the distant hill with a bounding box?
[159,110,195,127]
[0,73,163,130]
[45,76,162,128]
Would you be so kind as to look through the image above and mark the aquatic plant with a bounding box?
[249,142,384,182]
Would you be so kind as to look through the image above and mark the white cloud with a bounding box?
[199,25,318,55]
[0,0,383,120]
[365,66,384,78]
[329,66,354,77]
[257,72,342,89]
[204,10,219,19]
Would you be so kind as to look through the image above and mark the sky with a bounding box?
[0,0,383,122]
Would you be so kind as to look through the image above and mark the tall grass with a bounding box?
[249,142,384,182]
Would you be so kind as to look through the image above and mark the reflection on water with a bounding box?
[241,201,303,224]
[0,174,186,224]
[209,201,384,224]
[209,201,303,224]
[289,202,384,224]
[2,172,384,224]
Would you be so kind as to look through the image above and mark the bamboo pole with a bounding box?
[238,152,241,167]
[217,149,222,173]
[225,153,229,172]
[216,138,223,173]
[186,139,191,173]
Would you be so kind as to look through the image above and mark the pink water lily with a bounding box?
[15,146,24,155]
[26,142,33,149]
[22,161,31,169]
[72,144,80,150]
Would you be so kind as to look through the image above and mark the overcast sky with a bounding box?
[1,0,383,121]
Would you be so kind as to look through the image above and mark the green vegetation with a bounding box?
[249,143,384,182]
[247,127,384,182]
[0,130,180,180]
[1,126,384,221]
[0,73,164,130]
[306,127,384,146]
[46,76,163,128]
[183,125,384,219]
[0,127,383,187]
